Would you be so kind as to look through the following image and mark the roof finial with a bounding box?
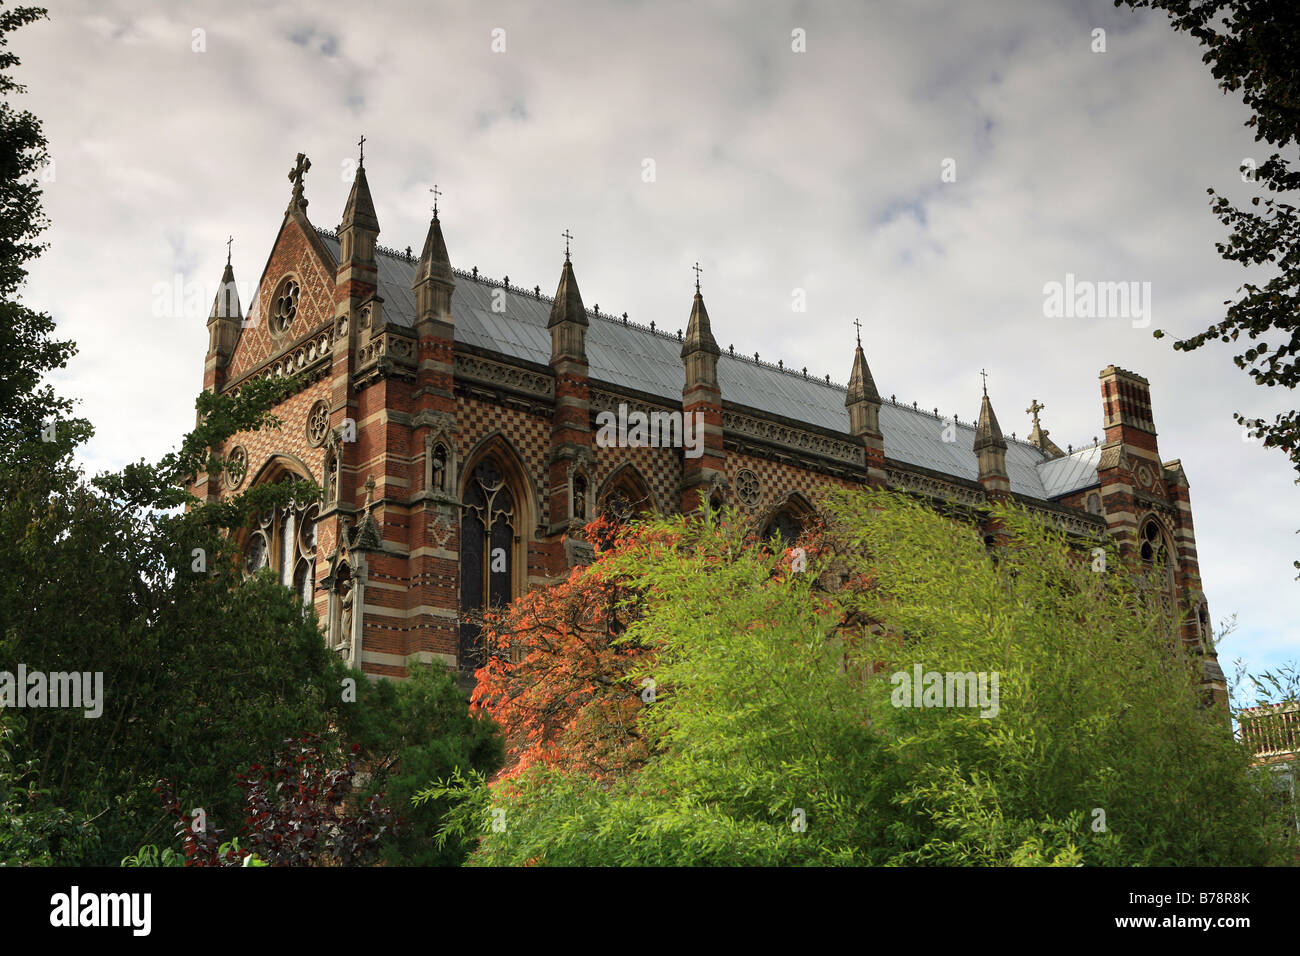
[692,261,702,293]
[562,228,573,262]
[364,474,375,512]
[429,184,441,220]
[225,235,233,266]
[980,368,989,396]
[1027,398,1044,430]
[854,317,862,347]
[357,133,366,168]
[287,152,311,211]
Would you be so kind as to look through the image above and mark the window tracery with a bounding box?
[459,457,518,672]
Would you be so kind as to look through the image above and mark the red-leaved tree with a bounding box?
[470,516,661,781]
[469,511,841,783]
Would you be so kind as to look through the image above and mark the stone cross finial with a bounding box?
[980,368,989,396]
[562,228,573,261]
[357,133,366,167]
[287,153,311,211]
[692,261,702,293]
[1027,399,1045,430]
[854,317,862,347]
[226,235,233,266]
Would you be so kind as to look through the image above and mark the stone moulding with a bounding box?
[1022,504,1108,539]
[455,353,555,400]
[885,468,986,507]
[589,388,676,419]
[721,409,860,465]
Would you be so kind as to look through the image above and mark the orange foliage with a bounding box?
[470,515,659,781]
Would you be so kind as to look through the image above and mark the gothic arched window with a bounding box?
[1139,516,1168,565]
[459,457,518,673]
[1086,493,1102,515]
[761,496,813,548]
[599,468,654,527]
[243,484,318,608]
[1138,516,1176,621]
[763,510,803,547]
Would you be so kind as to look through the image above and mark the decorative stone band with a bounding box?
[885,468,1108,539]
[227,326,334,396]
[456,353,555,400]
[722,409,861,465]
[1019,500,1109,539]
[590,387,675,420]
[886,468,986,507]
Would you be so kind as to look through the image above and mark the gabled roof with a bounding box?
[313,228,1100,501]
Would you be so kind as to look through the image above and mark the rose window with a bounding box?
[736,468,762,508]
[225,445,248,489]
[306,401,330,447]
[271,277,300,334]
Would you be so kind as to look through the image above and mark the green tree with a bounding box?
[0,4,77,465]
[0,711,94,865]
[0,374,350,864]
[429,493,1291,866]
[341,661,503,866]
[0,5,491,867]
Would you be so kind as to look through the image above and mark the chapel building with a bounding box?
[193,151,1225,702]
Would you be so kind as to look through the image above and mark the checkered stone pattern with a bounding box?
[726,450,856,522]
[222,380,331,491]
[592,443,681,515]
[226,219,337,382]
[455,394,552,521]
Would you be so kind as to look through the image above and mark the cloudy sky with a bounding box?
[12,0,1297,684]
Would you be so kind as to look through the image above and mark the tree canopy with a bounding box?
[429,492,1293,866]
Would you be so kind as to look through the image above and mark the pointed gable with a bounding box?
[223,214,338,383]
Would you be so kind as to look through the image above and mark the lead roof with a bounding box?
[314,228,1100,501]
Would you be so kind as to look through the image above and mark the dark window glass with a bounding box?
[460,459,515,672]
